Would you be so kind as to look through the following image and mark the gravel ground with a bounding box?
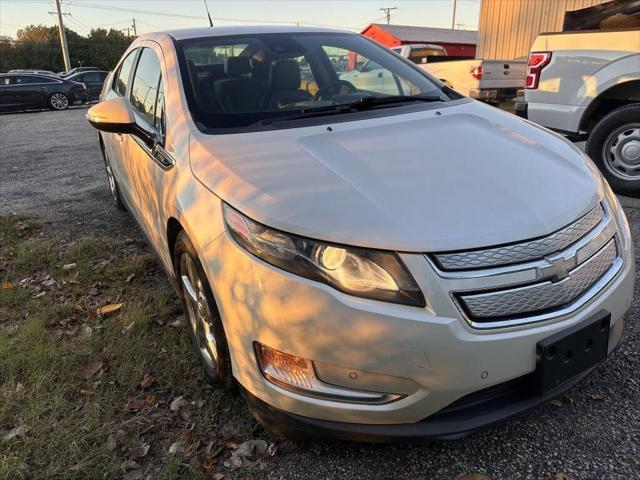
[1,107,639,480]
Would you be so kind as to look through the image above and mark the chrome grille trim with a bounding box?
[458,239,618,319]
[433,205,604,271]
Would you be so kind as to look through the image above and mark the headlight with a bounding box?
[222,203,425,307]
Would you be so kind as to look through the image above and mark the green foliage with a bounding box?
[0,24,133,72]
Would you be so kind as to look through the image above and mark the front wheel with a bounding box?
[587,103,640,197]
[48,92,69,110]
[174,232,234,389]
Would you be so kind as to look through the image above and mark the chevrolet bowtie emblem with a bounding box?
[538,254,578,283]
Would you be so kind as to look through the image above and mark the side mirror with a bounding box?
[86,97,158,147]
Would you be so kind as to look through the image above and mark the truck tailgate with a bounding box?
[480,60,526,89]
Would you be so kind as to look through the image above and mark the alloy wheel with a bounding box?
[602,124,640,180]
[50,93,69,110]
[180,252,218,376]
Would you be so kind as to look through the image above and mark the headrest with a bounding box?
[225,56,251,76]
[270,60,302,92]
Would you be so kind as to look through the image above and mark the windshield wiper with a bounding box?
[349,94,445,111]
[250,104,355,126]
[250,94,445,127]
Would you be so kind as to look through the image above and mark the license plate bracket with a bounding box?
[535,311,610,394]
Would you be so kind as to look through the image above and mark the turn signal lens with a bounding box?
[255,343,316,390]
[254,343,404,404]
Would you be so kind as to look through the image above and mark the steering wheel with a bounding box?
[313,80,357,101]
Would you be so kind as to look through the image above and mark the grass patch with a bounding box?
[0,214,267,479]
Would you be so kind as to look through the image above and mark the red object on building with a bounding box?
[361,24,478,58]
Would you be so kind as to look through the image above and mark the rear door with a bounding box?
[9,76,46,108]
[82,71,108,100]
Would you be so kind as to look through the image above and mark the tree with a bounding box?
[0,24,133,72]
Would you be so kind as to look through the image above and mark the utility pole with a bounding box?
[55,0,71,71]
[451,0,457,29]
[379,7,398,25]
[131,18,137,36]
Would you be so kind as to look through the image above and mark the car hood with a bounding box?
[189,100,603,252]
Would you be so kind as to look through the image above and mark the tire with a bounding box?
[48,92,70,110]
[174,232,234,389]
[102,147,126,211]
[586,103,640,197]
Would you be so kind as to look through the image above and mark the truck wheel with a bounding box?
[587,103,640,197]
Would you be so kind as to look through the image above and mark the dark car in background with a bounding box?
[64,70,109,102]
[59,66,100,77]
[0,73,86,112]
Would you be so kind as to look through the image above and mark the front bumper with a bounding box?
[201,199,634,437]
[245,321,622,442]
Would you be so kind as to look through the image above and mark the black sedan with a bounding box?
[0,73,86,112]
[64,70,108,102]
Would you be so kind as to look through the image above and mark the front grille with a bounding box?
[433,205,604,270]
[458,239,617,319]
[430,202,623,328]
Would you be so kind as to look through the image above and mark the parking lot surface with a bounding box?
[1,107,639,479]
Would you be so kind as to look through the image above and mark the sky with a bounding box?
[0,0,481,38]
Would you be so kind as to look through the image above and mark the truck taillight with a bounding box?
[470,65,483,80]
[525,51,551,89]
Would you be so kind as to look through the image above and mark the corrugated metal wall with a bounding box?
[477,0,609,60]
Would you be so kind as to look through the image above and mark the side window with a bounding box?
[84,72,101,82]
[130,48,162,126]
[154,78,165,137]
[1,77,14,85]
[115,49,138,96]
[15,76,39,84]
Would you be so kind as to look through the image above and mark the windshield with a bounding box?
[176,32,457,130]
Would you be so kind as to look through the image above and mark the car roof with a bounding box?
[138,25,353,42]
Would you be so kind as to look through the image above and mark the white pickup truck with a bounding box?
[519,29,640,196]
[344,43,526,102]
[392,43,527,102]
[420,58,527,102]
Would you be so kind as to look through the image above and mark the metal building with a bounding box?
[477,0,609,60]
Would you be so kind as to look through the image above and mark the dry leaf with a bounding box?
[549,399,562,407]
[97,303,123,317]
[183,440,201,458]
[224,439,276,468]
[62,263,77,271]
[132,442,150,458]
[126,273,135,283]
[78,325,92,338]
[139,373,155,390]
[15,221,29,230]
[125,397,146,412]
[15,383,24,394]
[590,393,604,401]
[168,441,182,454]
[79,389,94,396]
[170,396,184,412]
[144,394,156,407]
[77,360,103,379]
[2,282,13,289]
[203,453,217,471]
[120,459,140,471]
[2,425,29,443]
[106,434,117,451]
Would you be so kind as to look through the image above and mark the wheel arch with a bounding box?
[579,80,640,133]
